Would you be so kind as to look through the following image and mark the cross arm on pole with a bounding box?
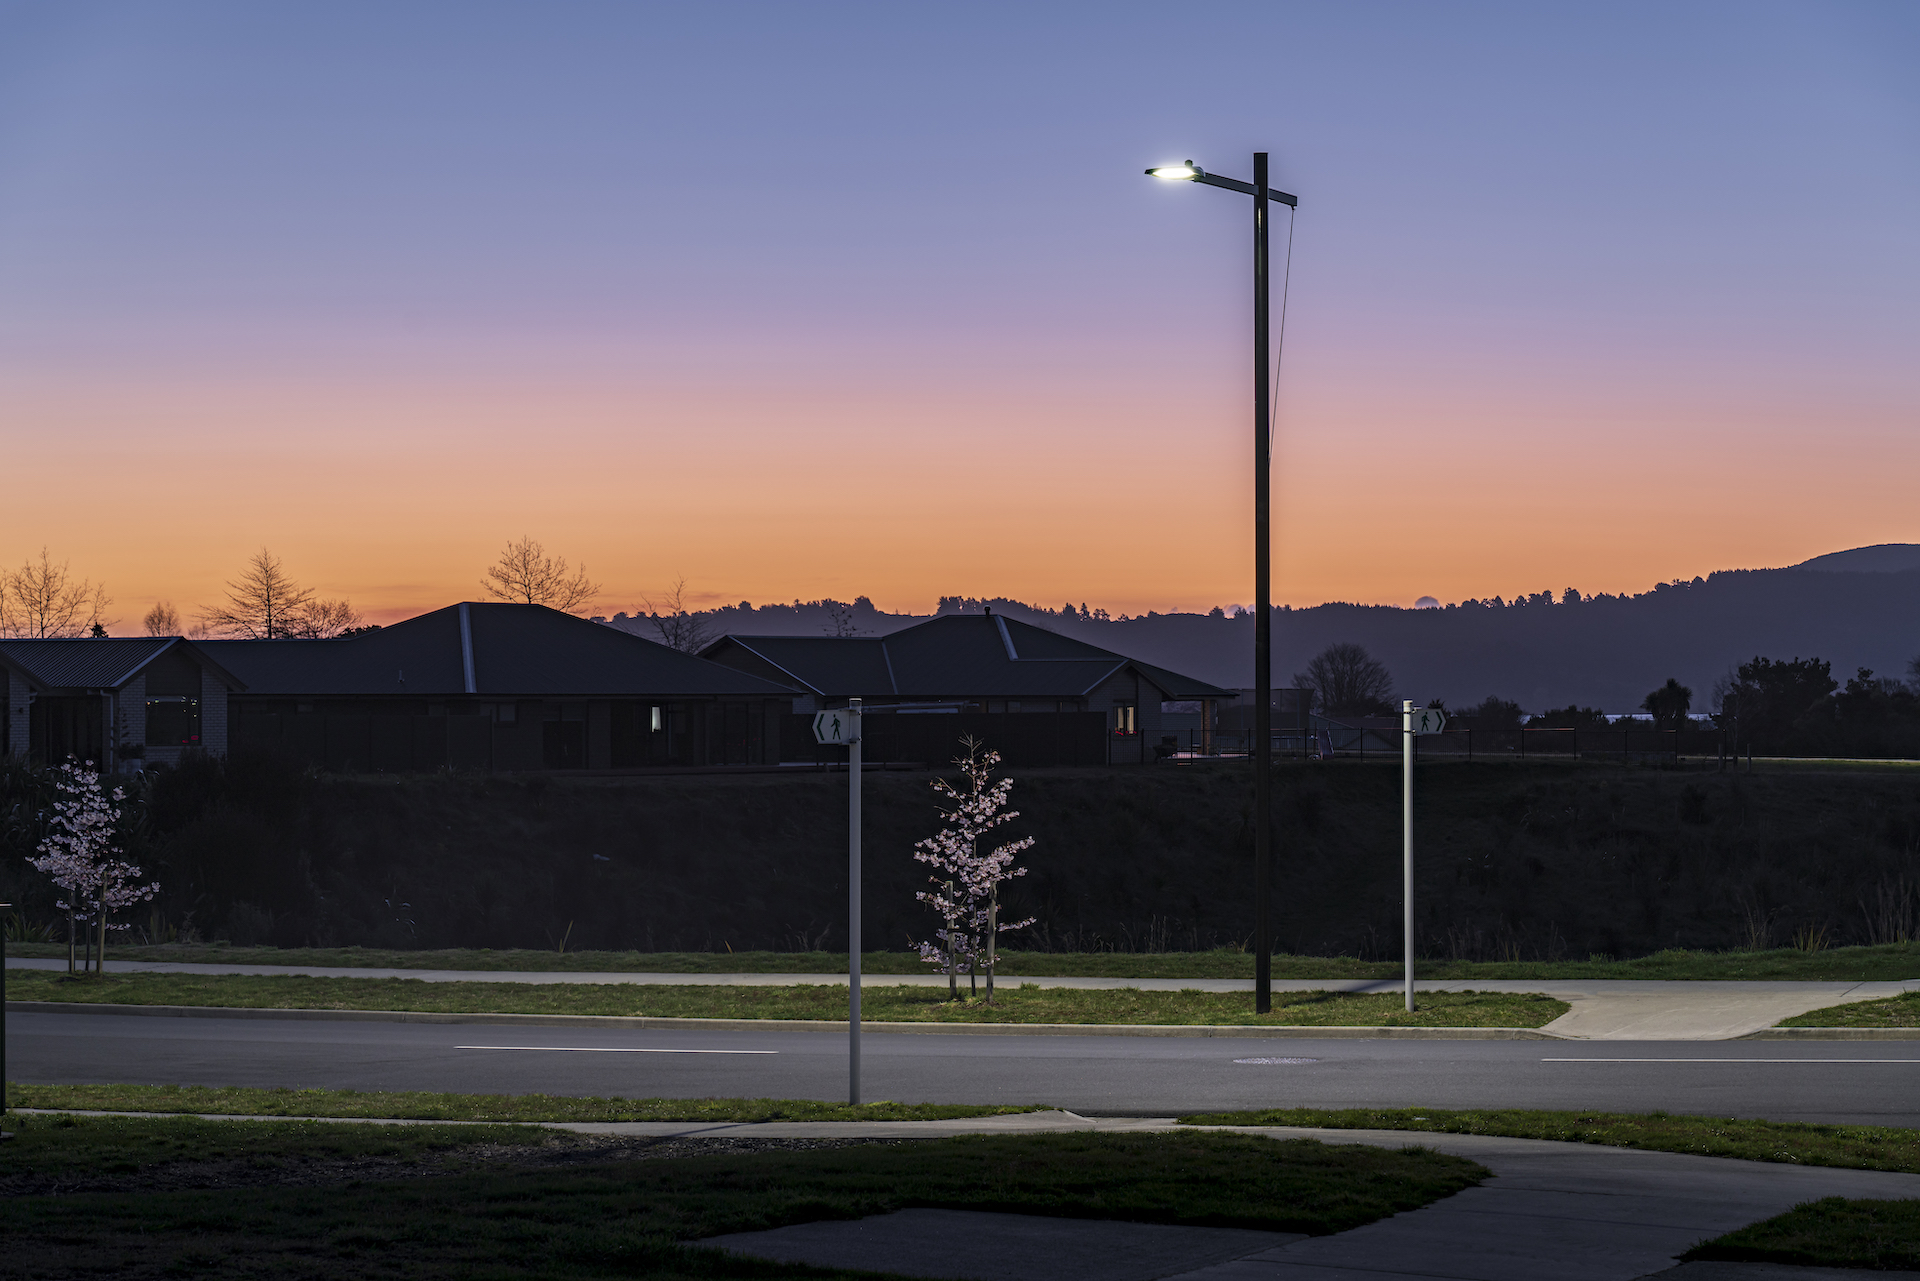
[1194,173,1298,206]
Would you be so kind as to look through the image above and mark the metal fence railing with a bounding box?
[1175,726,1727,763]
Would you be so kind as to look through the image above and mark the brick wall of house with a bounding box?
[201,669,229,757]
[5,671,27,758]
[118,675,146,766]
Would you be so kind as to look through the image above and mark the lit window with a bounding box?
[650,705,663,733]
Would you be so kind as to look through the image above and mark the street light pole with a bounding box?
[1251,152,1273,1014]
[1145,155,1296,1014]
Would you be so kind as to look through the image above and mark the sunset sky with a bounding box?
[3,1,1916,628]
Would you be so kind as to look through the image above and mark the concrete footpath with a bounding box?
[8,958,1917,1040]
[7,1106,1915,1278]
[680,1113,1920,1281]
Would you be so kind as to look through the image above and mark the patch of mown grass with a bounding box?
[11,940,1919,979]
[1180,1106,1920,1174]
[0,1111,559,1178]
[0,1130,1487,1279]
[5,1082,1043,1124]
[1685,1196,1920,1270]
[1781,990,1920,1028]
[4,972,1568,1027]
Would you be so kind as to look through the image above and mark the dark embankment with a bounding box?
[4,754,1917,959]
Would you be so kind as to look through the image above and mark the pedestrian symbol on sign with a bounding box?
[813,709,858,745]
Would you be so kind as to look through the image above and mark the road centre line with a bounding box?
[457,1045,777,1055]
[1543,1058,1920,1064]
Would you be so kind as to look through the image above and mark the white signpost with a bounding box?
[814,700,863,1103]
[1402,701,1446,1012]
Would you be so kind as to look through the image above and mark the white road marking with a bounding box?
[457,1045,776,1055]
[1543,1058,1920,1064]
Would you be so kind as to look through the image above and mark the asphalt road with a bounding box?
[11,1009,1920,1124]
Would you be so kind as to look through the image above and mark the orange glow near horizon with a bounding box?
[7,361,1914,633]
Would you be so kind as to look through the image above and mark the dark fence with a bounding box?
[236,712,461,773]
[781,712,1109,768]
[1193,726,1726,762]
[1411,728,1724,761]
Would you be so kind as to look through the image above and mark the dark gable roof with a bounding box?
[705,615,1234,701]
[202,602,797,698]
[705,636,896,696]
[0,638,244,693]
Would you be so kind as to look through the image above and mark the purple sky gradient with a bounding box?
[2,1,1915,622]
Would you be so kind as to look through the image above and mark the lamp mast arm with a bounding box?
[1196,173,1298,207]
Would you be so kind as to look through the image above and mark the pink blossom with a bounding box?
[27,761,160,933]
[912,737,1035,993]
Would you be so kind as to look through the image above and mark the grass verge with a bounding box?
[0,1110,564,1178]
[1684,1197,1920,1270]
[5,1082,1043,1123]
[1780,990,1920,1028]
[10,940,1918,980]
[0,1128,1487,1279]
[4,971,1568,1027]
[1180,1106,1920,1174]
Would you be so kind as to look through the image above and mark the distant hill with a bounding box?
[615,549,1920,714]
[1793,544,1920,573]
[1082,568,1920,713]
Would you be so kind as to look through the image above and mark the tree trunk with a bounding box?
[946,880,958,1001]
[66,909,75,974]
[97,879,108,974]
[985,886,998,1004]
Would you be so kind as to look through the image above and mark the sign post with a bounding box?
[813,702,862,1104]
[1,900,8,1137]
[1402,703,1445,1012]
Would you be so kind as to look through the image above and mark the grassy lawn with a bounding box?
[11,940,1919,980]
[1181,1106,1920,1174]
[1780,989,1920,1028]
[1684,1196,1920,1270]
[0,1124,1486,1279]
[4,971,1568,1027]
[5,1082,1044,1123]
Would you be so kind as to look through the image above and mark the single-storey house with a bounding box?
[0,637,245,772]
[206,602,799,771]
[701,612,1234,765]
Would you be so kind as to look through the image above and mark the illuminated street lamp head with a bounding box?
[1146,160,1203,181]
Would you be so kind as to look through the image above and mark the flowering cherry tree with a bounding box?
[912,736,1035,1003]
[27,761,159,973]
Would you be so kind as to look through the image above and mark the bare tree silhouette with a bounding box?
[823,600,864,638]
[641,577,713,653]
[0,548,112,638]
[481,536,599,614]
[142,601,180,636]
[1293,641,1395,716]
[301,598,364,638]
[198,549,360,639]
